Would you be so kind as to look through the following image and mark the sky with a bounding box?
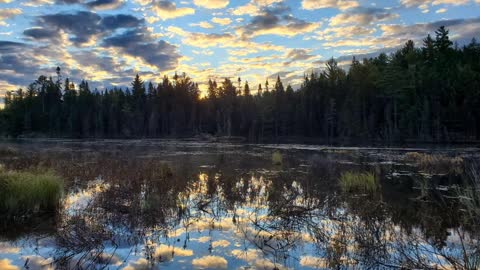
[1,0,480,98]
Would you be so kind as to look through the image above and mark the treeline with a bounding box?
[1,27,480,143]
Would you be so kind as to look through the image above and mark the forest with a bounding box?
[1,26,480,143]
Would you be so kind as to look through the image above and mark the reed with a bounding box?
[272,151,283,165]
[339,171,378,193]
[405,152,463,173]
[0,167,63,217]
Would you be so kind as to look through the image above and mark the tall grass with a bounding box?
[0,167,63,217]
[272,151,283,165]
[456,165,480,225]
[405,152,463,174]
[339,171,378,193]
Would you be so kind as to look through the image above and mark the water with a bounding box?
[0,140,479,269]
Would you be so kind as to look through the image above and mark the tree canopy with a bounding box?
[1,27,480,143]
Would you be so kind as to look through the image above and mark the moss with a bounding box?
[0,168,63,217]
[272,151,283,166]
[339,171,378,193]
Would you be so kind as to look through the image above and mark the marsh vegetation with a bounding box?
[339,171,377,193]
[0,140,478,269]
[0,167,63,219]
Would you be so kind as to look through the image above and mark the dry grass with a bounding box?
[405,152,464,174]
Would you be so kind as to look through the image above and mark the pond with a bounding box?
[0,140,479,269]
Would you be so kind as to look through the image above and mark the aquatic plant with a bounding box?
[456,164,480,226]
[339,171,378,193]
[0,167,63,217]
[405,152,464,174]
[272,151,283,165]
[0,146,17,156]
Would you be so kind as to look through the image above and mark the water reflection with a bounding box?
[0,141,479,269]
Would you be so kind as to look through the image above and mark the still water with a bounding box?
[0,140,479,269]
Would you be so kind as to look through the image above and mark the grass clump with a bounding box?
[272,150,283,165]
[405,152,463,174]
[339,171,378,193]
[0,146,17,156]
[0,167,63,217]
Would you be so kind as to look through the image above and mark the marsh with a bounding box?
[0,140,479,269]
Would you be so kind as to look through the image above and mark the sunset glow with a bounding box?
[1,0,479,97]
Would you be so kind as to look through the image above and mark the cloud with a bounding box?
[238,4,320,38]
[231,0,283,16]
[321,17,480,51]
[192,255,227,269]
[70,50,126,75]
[284,49,316,65]
[22,255,54,270]
[149,0,195,21]
[85,0,124,10]
[0,41,38,78]
[401,0,470,9]
[23,27,59,41]
[0,41,27,51]
[379,17,480,43]
[193,0,229,9]
[101,14,144,29]
[329,7,399,26]
[315,25,376,41]
[26,12,143,45]
[190,21,214,28]
[123,258,149,270]
[0,242,20,253]
[0,8,22,26]
[54,0,124,9]
[1,11,180,90]
[299,256,328,268]
[102,27,181,71]
[55,0,83,4]
[153,244,193,261]
[212,239,230,248]
[436,7,447,13]
[0,259,18,270]
[21,0,54,7]
[231,249,288,270]
[196,236,211,242]
[168,27,285,53]
[35,11,101,44]
[302,0,359,10]
[212,17,232,25]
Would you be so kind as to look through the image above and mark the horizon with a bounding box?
[1,0,480,98]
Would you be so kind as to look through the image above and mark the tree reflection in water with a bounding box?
[0,143,478,269]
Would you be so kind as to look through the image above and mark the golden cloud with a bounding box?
[212,17,232,26]
[0,8,22,26]
[300,256,328,268]
[212,239,230,248]
[122,258,149,270]
[193,0,229,9]
[302,0,359,10]
[149,2,195,21]
[192,255,228,269]
[190,21,214,28]
[0,259,18,270]
[154,244,194,261]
